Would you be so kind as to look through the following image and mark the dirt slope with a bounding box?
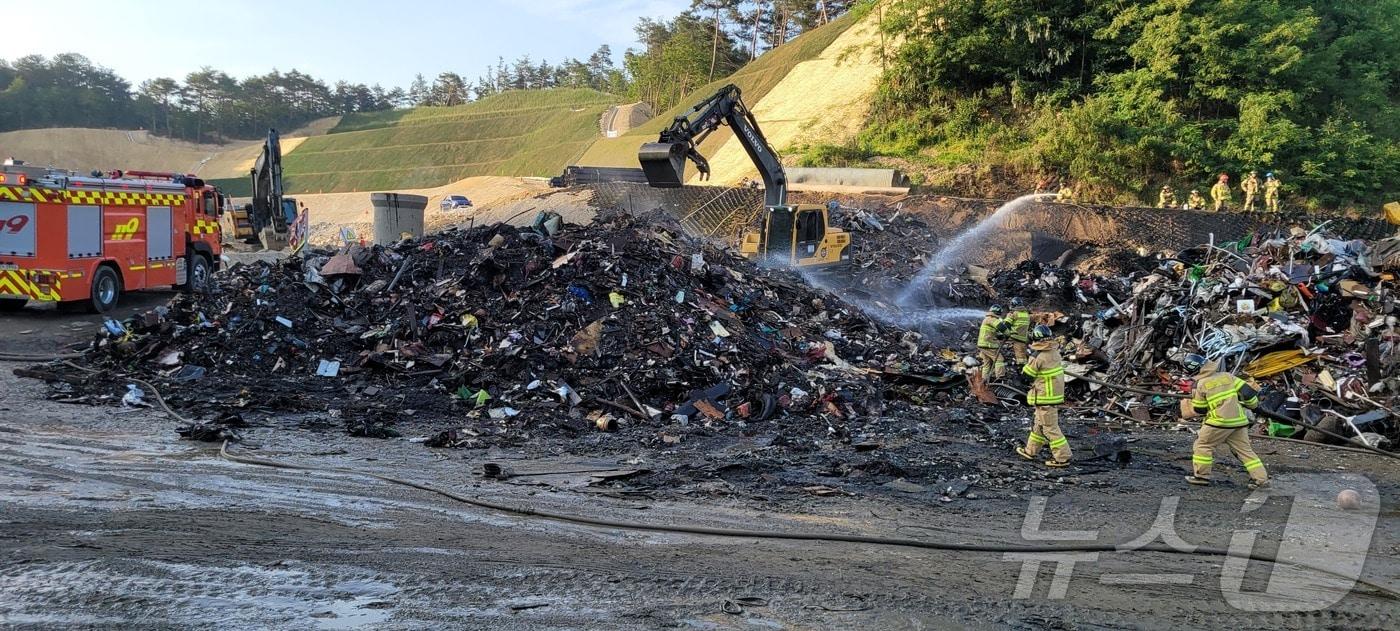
[0,128,256,178]
[694,12,883,185]
[0,124,337,181]
[575,12,858,170]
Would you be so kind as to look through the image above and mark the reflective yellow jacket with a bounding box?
[1023,340,1065,406]
[1190,368,1259,428]
[1007,309,1031,343]
[977,314,1003,349]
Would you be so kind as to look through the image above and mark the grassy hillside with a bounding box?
[577,12,858,168]
[282,89,620,193]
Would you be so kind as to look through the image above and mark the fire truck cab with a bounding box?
[0,160,224,313]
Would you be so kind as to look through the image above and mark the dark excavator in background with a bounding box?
[222,129,298,250]
[638,84,850,269]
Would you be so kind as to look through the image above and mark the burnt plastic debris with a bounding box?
[47,210,953,446]
[25,199,1398,455]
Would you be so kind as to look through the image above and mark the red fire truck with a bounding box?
[0,160,224,312]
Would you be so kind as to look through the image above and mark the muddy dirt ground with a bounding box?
[3,305,1398,629]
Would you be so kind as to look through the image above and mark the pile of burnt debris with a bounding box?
[992,225,1400,451]
[18,198,1400,499]
[35,211,966,448]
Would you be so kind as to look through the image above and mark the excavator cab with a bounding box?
[638,142,688,188]
[739,205,850,268]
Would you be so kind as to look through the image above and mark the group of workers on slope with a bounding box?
[977,304,1270,490]
[1159,171,1283,213]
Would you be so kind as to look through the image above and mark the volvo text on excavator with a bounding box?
[638,84,850,269]
[222,129,299,250]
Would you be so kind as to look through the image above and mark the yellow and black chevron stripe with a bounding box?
[0,269,61,302]
[0,186,184,206]
[0,186,53,203]
[64,190,185,206]
[192,218,221,235]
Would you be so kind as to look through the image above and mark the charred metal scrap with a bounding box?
[1003,225,1400,449]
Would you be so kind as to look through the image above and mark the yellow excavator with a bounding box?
[221,129,298,250]
[638,84,850,269]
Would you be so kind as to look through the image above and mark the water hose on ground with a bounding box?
[0,352,83,361]
[216,440,1399,601]
[1062,370,1399,461]
[1067,370,1188,399]
[9,355,1398,600]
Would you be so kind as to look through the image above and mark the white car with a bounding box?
[440,195,473,211]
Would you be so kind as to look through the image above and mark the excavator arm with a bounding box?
[638,84,849,269]
[245,129,295,249]
[638,84,787,208]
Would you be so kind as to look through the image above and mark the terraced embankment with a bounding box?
[280,89,620,194]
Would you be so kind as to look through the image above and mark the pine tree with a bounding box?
[407,73,429,106]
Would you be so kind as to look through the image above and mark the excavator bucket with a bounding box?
[638,142,687,188]
[258,227,289,251]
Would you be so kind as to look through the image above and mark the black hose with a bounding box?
[1253,407,1399,461]
[1255,433,1395,458]
[21,353,1400,599]
[1065,370,1398,461]
[0,352,83,361]
[1067,370,1188,399]
[217,441,1399,601]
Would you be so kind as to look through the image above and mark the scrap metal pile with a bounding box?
[1045,226,1400,449]
[47,212,962,446]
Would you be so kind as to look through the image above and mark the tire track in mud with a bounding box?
[2,420,1396,627]
[9,553,1387,630]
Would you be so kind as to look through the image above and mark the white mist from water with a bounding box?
[895,193,1056,306]
[795,268,984,332]
[778,193,1052,334]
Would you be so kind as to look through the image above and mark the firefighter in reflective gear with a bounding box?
[1157,184,1177,209]
[1187,189,1206,210]
[1002,297,1032,365]
[1016,325,1070,467]
[1264,172,1281,212]
[977,305,1007,381]
[1210,173,1232,212]
[1241,171,1261,211]
[1056,182,1076,204]
[1180,354,1269,489]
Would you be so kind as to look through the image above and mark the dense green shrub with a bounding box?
[854,0,1400,208]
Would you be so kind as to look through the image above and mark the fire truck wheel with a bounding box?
[185,254,211,294]
[0,298,26,312]
[89,266,122,313]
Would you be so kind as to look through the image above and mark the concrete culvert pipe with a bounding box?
[370,192,428,244]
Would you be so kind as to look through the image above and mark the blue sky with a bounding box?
[0,0,690,87]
